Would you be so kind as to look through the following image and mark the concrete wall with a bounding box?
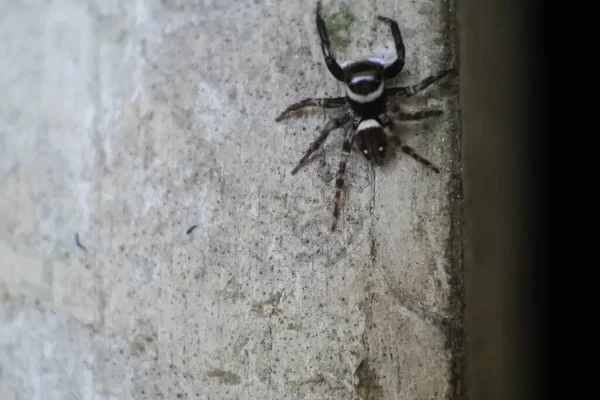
[0,1,463,399]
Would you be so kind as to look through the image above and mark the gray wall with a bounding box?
[1,1,463,399]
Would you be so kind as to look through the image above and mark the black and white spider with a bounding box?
[276,1,454,231]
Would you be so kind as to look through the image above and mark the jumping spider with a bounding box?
[276,1,454,231]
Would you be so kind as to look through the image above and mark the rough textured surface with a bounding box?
[0,0,462,399]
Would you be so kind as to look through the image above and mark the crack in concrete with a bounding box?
[368,165,377,269]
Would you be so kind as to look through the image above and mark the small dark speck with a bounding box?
[177,394,183,398]
[186,225,198,234]
[75,233,87,252]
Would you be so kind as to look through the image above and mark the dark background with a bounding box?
[458,0,547,399]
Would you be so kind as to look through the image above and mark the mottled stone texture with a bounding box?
[0,0,463,399]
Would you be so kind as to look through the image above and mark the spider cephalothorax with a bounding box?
[276,1,454,231]
[355,119,388,165]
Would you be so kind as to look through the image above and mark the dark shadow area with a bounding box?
[458,0,547,399]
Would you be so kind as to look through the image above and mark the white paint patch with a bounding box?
[345,81,384,103]
[357,119,381,131]
[195,81,232,142]
[135,0,152,25]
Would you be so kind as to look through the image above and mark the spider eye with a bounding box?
[378,146,384,152]
[363,149,369,155]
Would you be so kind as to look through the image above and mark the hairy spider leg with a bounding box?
[291,113,352,175]
[385,68,455,98]
[275,97,347,122]
[393,109,444,121]
[376,16,406,79]
[332,125,357,231]
[316,1,345,81]
[382,124,441,173]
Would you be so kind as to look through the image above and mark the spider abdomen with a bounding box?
[343,60,385,105]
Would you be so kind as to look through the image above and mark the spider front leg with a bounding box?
[331,125,357,231]
[392,109,444,121]
[291,112,352,175]
[385,67,456,98]
[316,1,344,81]
[376,15,406,79]
[275,97,347,122]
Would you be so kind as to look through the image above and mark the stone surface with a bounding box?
[0,0,462,399]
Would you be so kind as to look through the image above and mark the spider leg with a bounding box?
[378,113,393,126]
[275,97,347,122]
[376,16,406,79]
[385,68,455,98]
[291,113,351,175]
[383,125,441,173]
[331,125,357,231]
[316,1,345,81]
[393,109,444,121]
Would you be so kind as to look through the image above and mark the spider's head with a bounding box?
[343,60,385,103]
[356,119,388,166]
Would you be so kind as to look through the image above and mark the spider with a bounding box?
[276,1,454,231]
